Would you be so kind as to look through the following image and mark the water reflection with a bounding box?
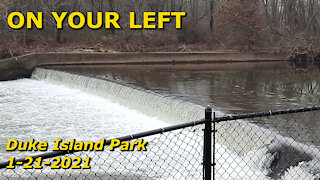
[48,62,320,111]
[48,61,320,145]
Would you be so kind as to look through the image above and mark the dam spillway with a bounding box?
[0,67,319,179]
[30,68,320,178]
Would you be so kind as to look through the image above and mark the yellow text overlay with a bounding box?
[7,12,186,30]
[6,139,148,152]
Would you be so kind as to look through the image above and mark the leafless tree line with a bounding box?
[0,0,319,54]
[262,0,320,34]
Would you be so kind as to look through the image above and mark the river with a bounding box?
[49,61,320,147]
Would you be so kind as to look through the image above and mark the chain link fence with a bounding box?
[213,107,320,180]
[1,106,320,179]
[0,120,205,180]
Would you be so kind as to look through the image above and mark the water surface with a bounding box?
[0,79,166,161]
[49,62,320,146]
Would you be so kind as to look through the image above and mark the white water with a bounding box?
[0,79,167,161]
[31,68,208,125]
[0,78,268,179]
[0,68,318,179]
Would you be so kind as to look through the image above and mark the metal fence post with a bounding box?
[204,106,212,180]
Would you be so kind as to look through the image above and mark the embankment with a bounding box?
[0,52,288,81]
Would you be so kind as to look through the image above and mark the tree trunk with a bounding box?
[209,0,214,32]
[109,0,115,34]
[171,0,175,11]
[56,29,62,44]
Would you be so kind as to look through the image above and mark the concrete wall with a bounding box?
[0,54,38,81]
[0,52,289,81]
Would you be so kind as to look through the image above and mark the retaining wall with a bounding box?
[0,52,289,81]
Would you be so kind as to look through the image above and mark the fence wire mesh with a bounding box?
[214,109,320,180]
[0,125,204,180]
[1,107,320,180]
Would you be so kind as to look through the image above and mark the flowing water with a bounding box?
[1,63,320,179]
[0,70,270,179]
[49,61,320,147]
[0,78,167,161]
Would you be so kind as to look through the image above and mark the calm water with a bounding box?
[49,61,320,146]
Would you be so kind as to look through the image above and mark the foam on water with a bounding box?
[30,68,320,179]
[31,68,209,124]
[0,77,268,179]
[0,68,318,179]
[0,79,167,161]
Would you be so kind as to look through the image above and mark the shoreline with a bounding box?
[0,52,289,81]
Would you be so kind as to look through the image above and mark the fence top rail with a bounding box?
[1,105,320,169]
[214,105,320,123]
[0,118,206,169]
